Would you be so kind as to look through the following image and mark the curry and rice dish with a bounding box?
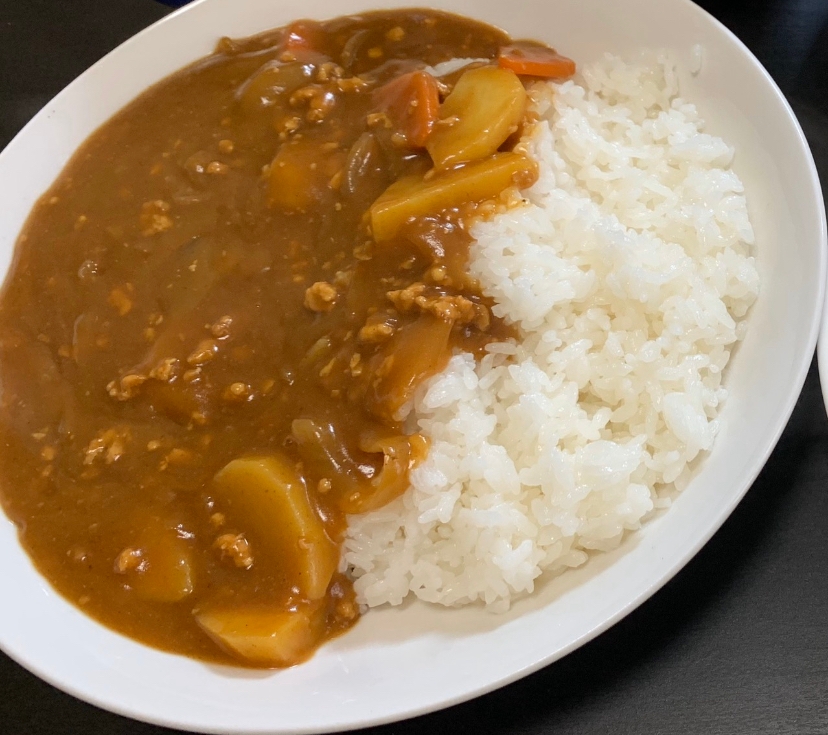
[0,9,759,667]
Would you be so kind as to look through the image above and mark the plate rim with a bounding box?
[0,0,825,732]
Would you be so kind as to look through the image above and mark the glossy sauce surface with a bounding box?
[0,9,549,665]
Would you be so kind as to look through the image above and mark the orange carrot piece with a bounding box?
[497,43,576,79]
[373,71,440,148]
[282,20,323,54]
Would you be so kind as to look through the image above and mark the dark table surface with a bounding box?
[1,1,827,733]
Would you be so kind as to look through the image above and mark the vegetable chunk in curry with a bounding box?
[0,10,574,667]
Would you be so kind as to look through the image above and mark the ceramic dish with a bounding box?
[0,0,824,732]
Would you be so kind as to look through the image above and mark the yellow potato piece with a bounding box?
[427,66,527,170]
[269,140,345,212]
[123,525,194,603]
[212,456,338,599]
[195,605,324,667]
[370,152,537,242]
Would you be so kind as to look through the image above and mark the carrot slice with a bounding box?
[497,43,576,79]
[282,20,323,54]
[372,71,440,148]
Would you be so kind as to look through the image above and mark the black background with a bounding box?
[1,1,827,733]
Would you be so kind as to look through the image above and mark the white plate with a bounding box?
[0,0,825,732]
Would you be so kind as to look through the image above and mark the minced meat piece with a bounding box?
[304,281,338,312]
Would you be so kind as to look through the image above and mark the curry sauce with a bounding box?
[0,10,574,666]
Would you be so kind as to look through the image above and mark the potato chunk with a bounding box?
[269,140,345,212]
[370,152,537,242]
[426,66,526,170]
[212,455,337,599]
[115,525,194,603]
[195,604,324,667]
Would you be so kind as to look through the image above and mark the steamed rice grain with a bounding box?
[343,51,760,612]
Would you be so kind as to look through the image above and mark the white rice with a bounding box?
[343,51,760,612]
